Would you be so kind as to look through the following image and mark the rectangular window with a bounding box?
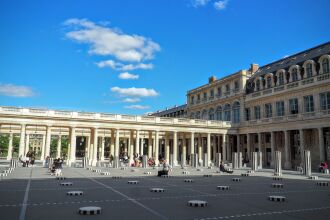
[245,108,250,121]
[226,84,230,92]
[210,89,214,97]
[197,94,200,101]
[190,96,194,104]
[320,92,330,110]
[254,106,261,120]
[304,95,314,112]
[203,92,207,99]
[265,103,272,118]
[289,98,298,114]
[276,101,284,117]
[234,81,239,90]
[217,87,222,97]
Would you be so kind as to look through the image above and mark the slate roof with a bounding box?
[246,41,330,93]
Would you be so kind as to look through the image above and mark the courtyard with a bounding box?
[0,165,329,220]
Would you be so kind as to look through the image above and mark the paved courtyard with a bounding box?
[0,165,330,220]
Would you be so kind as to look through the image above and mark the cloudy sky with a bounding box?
[0,0,329,114]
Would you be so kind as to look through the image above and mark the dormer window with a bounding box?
[278,72,284,85]
[217,87,222,97]
[322,58,329,74]
[292,68,298,82]
[256,80,261,91]
[306,63,313,78]
[266,77,272,88]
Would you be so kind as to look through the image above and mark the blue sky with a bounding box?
[0,0,329,115]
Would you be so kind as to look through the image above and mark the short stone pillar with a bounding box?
[215,153,222,167]
[192,154,198,168]
[48,158,54,169]
[181,154,186,167]
[238,152,242,168]
[82,157,88,168]
[303,150,311,176]
[113,156,119,168]
[10,159,17,168]
[232,152,238,169]
[203,153,208,167]
[142,155,148,168]
[274,151,282,176]
[258,152,263,169]
[169,154,174,167]
[251,152,258,171]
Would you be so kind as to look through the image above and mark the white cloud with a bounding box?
[214,0,229,10]
[64,18,160,62]
[192,0,210,7]
[124,105,150,110]
[111,87,159,97]
[123,98,141,103]
[118,72,139,80]
[0,83,35,97]
[96,59,153,71]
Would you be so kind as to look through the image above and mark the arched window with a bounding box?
[322,58,330,74]
[232,101,240,123]
[256,79,260,91]
[208,108,214,120]
[190,112,195,119]
[292,68,298,82]
[216,106,222,121]
[201,109,207,120]
[306,63,313,78]
[266,76,272,88]
[278,72,284,85]
[195,111,201,119]
[224,104,231,121]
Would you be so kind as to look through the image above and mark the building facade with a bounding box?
[150,104,187,118]
[0,42,329,170]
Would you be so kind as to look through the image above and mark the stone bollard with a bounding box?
[215,153,221,168]
[258,152,263,169]
[232,152,238,169]
[169,154,174,167]
[274,151,282,176]
[251,152,258,171]
[113,156,119,168]
[303,150,311,176]
[82,157,88,168]
[193,154,198,168]
[203,153,208,167]
[181,154,186,167]
[10,159,17,168]
[238,152,242,168]
[142,155,148,168]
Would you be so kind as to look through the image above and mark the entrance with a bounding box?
[76,136,86,158]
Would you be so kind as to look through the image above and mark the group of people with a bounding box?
[49,157,64,175]
[19,151,36,167]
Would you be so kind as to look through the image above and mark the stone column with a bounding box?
[165,132,170,162]
[148,131,153,158]
[173,131,178,165]
[24,134,30,156]
[257,133,262,152]
[284,130,291,169]
[155,131,159,165]
[232,152,238,169]
[303,150,311,176]
[237,134,240,153]
[100,137,105,161]
[299,129,305,164]
[87,135,91,160]
[318,127,325,162]
[270,131,275,167]
[258,151,263,169]
[6,133,13,160]
[135,130,140,155]
[251,152,258,171]
[69,127,76,163]
[246,133,251,160]
[113,129,120,168]
[190,132,195,166]
[198,134,202,163]
[207,133,211,166]
[92,128,98,166]
[212,135,217,162]
[222,134,227,162]
[182,135,187,166]
[41,134,46,160]
[18,124,26,157]
[128,131,133,165]
[45,126,51,158]
[215,153,221,167]
[56,135,61,158]
[110,130,115,158]
[274,151,282,176]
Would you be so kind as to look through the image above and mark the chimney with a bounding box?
[250,63,259,73]
[208,76,216,83]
